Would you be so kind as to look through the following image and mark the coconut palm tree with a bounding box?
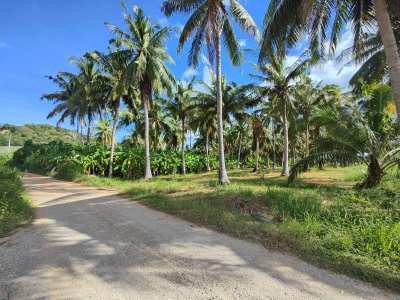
[251,113,264,173]
[166,80,195,174]
[290,84,400,188]
[289,80,342,166]
[149,100,177,151]
[260,0,400,118]
[42,72,87,141]
[108,5,175,180]
[191,98,217,171]
[95,120,112,146]
[250,54,310,176]
[70,54,106,143]
[162,0,259,184]
[89,49,129,177]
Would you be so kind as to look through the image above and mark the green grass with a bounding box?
[75,165,400,291]
[0,154,32,237]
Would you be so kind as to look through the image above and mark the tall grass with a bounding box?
[0,154,32,237]
[77,166,400,291]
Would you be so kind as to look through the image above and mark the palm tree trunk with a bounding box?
[143,93,153,180]
[237,132,242,168]
[272,121,276,169]
[80,117,84,143]
[206,131,211,172]
[181,118,186,174]
[86,114,92,144]
[305,121,310,157]
[215,31,229,184]
[108,103,119,178]
[358,155,384,188]
[374,0,400,117]
[281,101,289,176]
[253,136,259,173]
[8,132,11,150]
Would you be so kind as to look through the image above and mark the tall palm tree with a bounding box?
[108,6,175,180]
[162,0,259,184]
[70,54,105,143]
[292,76,325,157]
[191,98,217,171]
[149,100,177,151]
[89,49,129,177]
[231,117,249,168]
[250,54,309,176]
[166,81,195,174]
[95,119,112,146]
[251,113,264,173]
[42,72,87,141]
[260,0,400,119]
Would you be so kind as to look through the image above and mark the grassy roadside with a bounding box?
[0,155,32,237]
[75,166,400,291]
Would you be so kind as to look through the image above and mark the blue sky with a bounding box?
[0,0,357,130]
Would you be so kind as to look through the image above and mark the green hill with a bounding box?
[0,124,77,146]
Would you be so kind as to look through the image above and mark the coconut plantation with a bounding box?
[1,1,400,299]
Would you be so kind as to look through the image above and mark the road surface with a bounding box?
[0,173,398,299]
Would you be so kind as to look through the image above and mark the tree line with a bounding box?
[40,0,400,187]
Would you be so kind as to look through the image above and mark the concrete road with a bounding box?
[0,173,398,299]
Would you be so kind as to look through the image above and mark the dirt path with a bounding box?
[0,174,398,300]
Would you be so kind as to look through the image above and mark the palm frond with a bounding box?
[289,149,361,183]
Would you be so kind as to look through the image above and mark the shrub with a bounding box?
[0,156,32,236]
[55,159,84,181]
[13,141,226,179]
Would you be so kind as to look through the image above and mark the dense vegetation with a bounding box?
[0,154,32,237]
[13,140,243,179]
[11,0,400,291]
[0,124,76,146]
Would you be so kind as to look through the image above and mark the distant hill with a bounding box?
[0,124,77,146]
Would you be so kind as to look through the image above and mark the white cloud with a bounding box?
[158,17,169,27]
[335,29,353,53]
[0,42,10,48]
[309,60,358,88]
[176,22,184,33]
[284,55,300,67]
[202,65,214,85]
[201,54,211,66]
[286,28,358,89]
[173,22,184,38]
[238,39,247,48]
[182,67,197,79]
[310,29,358,88]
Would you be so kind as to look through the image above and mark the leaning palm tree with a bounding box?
[108,5,175,180]
[260,0,400,118]
[162,0,259,184]
[250,53,310,176]
[166,80,195,174]
[41,72,87,141]
[289,84,400,188]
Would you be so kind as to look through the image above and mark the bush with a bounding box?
[0,155,32,236]
[13,141,225,179]
[55,160,84,181]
